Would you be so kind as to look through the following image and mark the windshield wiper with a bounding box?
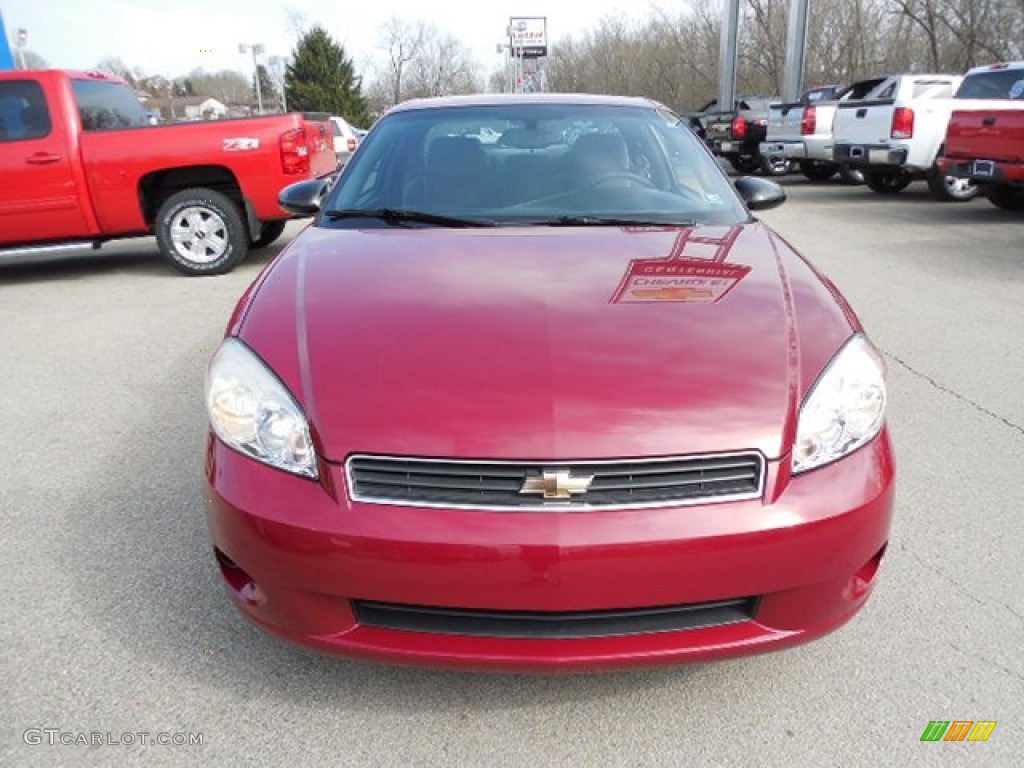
[323,208,497,228]
[521,215,698,227]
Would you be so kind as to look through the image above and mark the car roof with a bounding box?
[388,92,664,114]
[964,61,1024,76]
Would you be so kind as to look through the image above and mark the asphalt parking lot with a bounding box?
[1,178,1021,767]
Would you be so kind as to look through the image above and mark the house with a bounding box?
[146,96,228,121]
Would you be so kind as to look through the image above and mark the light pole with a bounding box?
[15,28,28,70]
[238,42,265,114]
[268,55,287,113]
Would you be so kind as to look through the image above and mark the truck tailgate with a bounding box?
[946,109,1024,163]
[704,114,733,143]
[834,100,894,144]
[765,102,803,142]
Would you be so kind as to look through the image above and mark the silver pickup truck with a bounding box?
[760,80,884,183]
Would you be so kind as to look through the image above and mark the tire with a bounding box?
[155,188,248,275]
[838,165,865,185]
[729,155,760,174]
[251,219,288,249]
[800,162,837,182]
[759,156,794,176]
[865,169,912,194]
[987,184,1024,211]
[926,169,979,202]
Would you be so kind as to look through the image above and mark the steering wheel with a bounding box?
[577,172,657,192]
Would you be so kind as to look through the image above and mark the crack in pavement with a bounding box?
[884,352,1024,437]
[899,541,1024,629]
[946,640,1024,687]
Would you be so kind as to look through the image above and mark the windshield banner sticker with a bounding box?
[612,259,750,304]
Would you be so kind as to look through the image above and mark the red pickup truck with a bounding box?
[0,69,336,274]
[937,62,1024,211]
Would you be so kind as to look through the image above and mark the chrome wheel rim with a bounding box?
[945,175,976,198]
[170,206,229,264]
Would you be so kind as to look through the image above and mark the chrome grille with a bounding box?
[346,453,764,510]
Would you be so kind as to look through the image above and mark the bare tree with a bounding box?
[378,17,426,105]
[545,0,1023,110]
[369,19,481,105]
[285,9,308,39]
[487,67,508,94]
[95,57,135,84]
[740,0,787,93]
[180,68,251,105]
[405,30,480,97]
[22,50,48,69]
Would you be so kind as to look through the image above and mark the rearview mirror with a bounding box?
[279,178,332,216]
[734,176,787,211]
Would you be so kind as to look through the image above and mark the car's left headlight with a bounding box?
[792,334,886,474]
[205,338,318,479]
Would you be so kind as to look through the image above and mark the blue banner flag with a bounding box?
[0,7,17,71]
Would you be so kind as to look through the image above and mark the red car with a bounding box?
[205,94,894,672]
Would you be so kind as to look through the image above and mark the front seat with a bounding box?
[424,136,491,209]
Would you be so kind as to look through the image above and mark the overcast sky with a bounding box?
[2,0,661,81]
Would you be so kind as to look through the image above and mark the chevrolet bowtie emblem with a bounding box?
[520,470,595,500]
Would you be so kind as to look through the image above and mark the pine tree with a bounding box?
[285,25,370,126]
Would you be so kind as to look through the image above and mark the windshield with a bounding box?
[956,69,1024,100]
[320,102,747,228]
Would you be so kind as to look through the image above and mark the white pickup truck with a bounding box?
[831,73,977,200]
[761,79,884,183]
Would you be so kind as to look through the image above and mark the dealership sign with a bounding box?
[509,17,547,58]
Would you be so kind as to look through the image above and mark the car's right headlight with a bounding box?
[205,338,318,479]
[792,334,887,474]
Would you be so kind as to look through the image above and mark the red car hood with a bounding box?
[238,223,858,462]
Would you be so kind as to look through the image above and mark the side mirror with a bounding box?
[734,176,787,211]
[278,178,332,216]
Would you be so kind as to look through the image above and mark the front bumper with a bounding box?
[205,432,895,672]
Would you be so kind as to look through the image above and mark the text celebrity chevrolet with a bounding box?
[204,94,894,672]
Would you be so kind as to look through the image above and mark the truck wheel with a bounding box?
[759,156,794,176]
[800,163,837,182]
[729,155,760,174]
[926,169,979,202]
[865,170,912,194]
[251,219,288,249]
[155,188,248,276]
[987,184,1024,211]
[838,165,865,185]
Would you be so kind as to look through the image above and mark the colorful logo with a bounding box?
[921,721,996,742]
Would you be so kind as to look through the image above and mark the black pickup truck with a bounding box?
[702,96,790,175]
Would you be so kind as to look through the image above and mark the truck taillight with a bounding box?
[801,106,816,135]
[347,137,357,153]
[280,128,311,175]
[730,116,747,139]
[891,107,914,139]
